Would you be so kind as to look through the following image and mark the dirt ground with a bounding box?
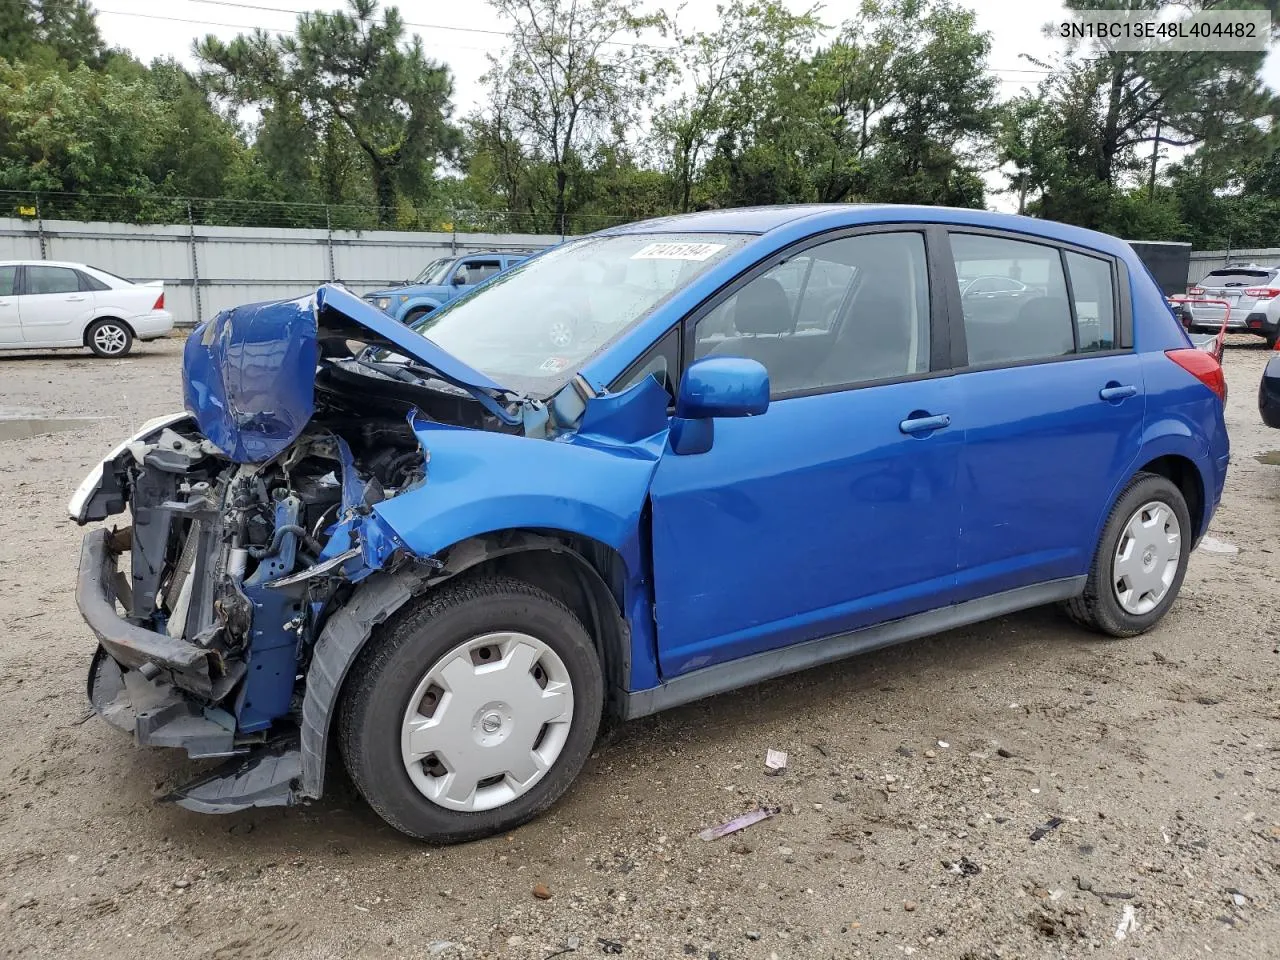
[1,336,1277,960]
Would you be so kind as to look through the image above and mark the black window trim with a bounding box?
[671,222,952,403]
[612,323,683,402]
[939,226,1132,373]
[1063,248,1122,354]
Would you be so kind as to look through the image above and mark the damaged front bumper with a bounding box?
[79,529,305,812]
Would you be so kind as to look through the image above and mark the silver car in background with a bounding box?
[1182,263,1280,346]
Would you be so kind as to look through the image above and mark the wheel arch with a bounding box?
[82,315,135,346]
[298,529,632,801]
[394,297,443,322]
[1093,428,1213,555]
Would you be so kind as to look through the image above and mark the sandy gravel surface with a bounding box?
[0,337,1277,959]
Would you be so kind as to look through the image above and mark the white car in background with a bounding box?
[0,260,173,358]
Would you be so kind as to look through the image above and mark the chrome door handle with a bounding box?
[899,413,951,435]
[1099,384,1137,402]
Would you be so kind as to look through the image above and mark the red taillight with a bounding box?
[1188,286,1205,296]
[152,291,164,310]
[1166,348,1226,402]
[1244,287,1280,299]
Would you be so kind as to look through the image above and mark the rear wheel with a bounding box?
[1264,330,1278,349]
[1063,472,1191,637]
[338,576,603,842]
[86,319,133,358]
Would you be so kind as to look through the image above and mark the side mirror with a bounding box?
[670,357,770,455]
[451,273,467,286]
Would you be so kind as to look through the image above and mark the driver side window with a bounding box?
[693,232,930,397]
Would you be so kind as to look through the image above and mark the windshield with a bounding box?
[393,233,749,396]
[413,258,454,285]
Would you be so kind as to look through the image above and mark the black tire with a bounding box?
[402,307,433,326]
[1264,330,1278,349]
[338,575,603,843]
[1062,472,1191,637]
[86,318,133,358]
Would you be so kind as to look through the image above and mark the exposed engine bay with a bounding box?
[78,403,428,774]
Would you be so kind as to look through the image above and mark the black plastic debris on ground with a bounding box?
[1030,817,1064,841]
[599,939,624,955]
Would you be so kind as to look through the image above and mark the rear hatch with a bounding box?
[1191,266,1278,320]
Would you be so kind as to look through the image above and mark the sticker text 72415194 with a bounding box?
[631,242,726,262]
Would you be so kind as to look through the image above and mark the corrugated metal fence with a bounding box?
[1188,248,1280,284]
[0,217,558,327]
[6,214,1280,324]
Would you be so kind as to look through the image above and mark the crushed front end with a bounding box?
[69,284,534,813]
[73,414,425,810]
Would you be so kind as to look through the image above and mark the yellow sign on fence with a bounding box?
[17,205,36,218]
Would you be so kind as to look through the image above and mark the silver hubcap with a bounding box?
[400,632,574,812]
[548,320,573,348]
[93,324,127,355]
[1113,500,1181,615]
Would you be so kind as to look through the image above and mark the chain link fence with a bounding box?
[0,190,633,236]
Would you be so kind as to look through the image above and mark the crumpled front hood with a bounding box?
[183,283,512,463]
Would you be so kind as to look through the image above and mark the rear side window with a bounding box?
[457,260,502,284]
[0,265,15,296]
[1065,252,1116,352]
[25,265,81,295]
[77,270,109,292]
[950,233,1074,365]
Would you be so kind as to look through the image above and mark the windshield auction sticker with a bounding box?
[1059,10,1270,51]
[632,242,727,261]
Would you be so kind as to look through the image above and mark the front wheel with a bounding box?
[1063,472,1191,637]
[338,576,603,842]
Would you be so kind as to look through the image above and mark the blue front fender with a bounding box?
[372,377,672,690]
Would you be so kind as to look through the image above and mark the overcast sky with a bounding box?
[92,0,1280,211]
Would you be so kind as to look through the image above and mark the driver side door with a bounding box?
[647,228,963,677]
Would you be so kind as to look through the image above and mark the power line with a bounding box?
[131,0,1059,70]
[188,0,679,50]
[95,7,500,53]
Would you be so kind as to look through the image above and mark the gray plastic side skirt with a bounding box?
[299,567,429,799]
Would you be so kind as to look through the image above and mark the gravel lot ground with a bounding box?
[1,336,1277,960]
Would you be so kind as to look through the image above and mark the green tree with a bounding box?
[0,58,161,202]
[0,0,109,69]
[197,0,459,223]
[1005,0,1279,232]
[654,1,820,212]
[477,0,674,232]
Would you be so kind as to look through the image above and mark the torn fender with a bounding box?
[374,380,671,557]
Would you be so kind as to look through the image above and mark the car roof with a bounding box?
[597,203,1135,258]
[0,259,89,269]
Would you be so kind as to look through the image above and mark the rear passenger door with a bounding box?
[944,231,1145,600]
[18,264,94,346]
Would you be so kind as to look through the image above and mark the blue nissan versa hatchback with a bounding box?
[71,205,1229,842]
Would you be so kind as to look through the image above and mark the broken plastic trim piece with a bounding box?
[266,546,362,588]
[166,742,303,813]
